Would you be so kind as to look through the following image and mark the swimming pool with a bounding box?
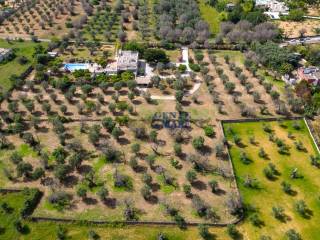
[64,63,89,71]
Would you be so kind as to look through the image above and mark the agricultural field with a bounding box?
[277,19,320,38]
[0,64,240,225]
[0,0,319,234]
[224,120,320,239]
[0,0,92,39]
[1,190,235,240]
[195,49,292,119]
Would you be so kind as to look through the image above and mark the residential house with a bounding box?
[255,0,289,19]
[297,67,320,85]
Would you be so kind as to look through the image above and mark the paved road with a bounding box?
[281,35,320,47]
[2,33,320,47]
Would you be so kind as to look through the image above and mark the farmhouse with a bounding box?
[255,0,289,19]
[297,67,320,85]
[115,50,139,74]
[0,48,12,62]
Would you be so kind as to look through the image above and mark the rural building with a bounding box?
[48,51,58,58]
[0,48,12,62]
[255,0,289,19]
[297,67,320,85]
[115,50,139,75]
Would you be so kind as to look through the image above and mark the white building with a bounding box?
[0,48,12,62]
[116,50,139,74]
[256,0,289,19]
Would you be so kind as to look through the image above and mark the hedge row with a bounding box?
[20,188,43,218]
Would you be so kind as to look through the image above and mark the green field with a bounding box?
[0,40,47,92]
[199,0,220,35]
[223,119,320,239]
[0,191,231,240]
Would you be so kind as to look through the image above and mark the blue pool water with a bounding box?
[64,63,89,71]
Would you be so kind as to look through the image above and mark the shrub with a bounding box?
[198,224,210,240]
[88,230,100,240]
[240,152,251,164]
[226,224,240,239]
[208,180,219,193]
[183,184,192,197]
[294,200,308,218]
[20,188,42,218]
[192,136,205,150]
[190,63,200,72]
[203,125,215,138]
[178,64,187,73]
[281,181,293,195]
[272,206,285,220]
[174,143,182,156]
[47,191,72,211]
[285,229,301,240]
[186,170,197,183]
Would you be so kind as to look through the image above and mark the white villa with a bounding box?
[115,50,139,75]
[256,0,289,19]
[64,50,140,76]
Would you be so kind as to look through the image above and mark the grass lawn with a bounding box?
[257,69,286,94]
[199,0,220,35]
[165,49,181,62]
[0,191,27,239]
[0,191,231,240]
[0,40,47,92]
[210,50,244,64]
[223,119,320,239]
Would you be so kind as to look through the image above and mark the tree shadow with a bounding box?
[302,208,313,220]
[32,111,43,117]
[21,224,30,235]
[181,100,191,106]
[214,188,226,196]
[36,126,49,133]
[103,198,117,209]
[133,165,147,173]
[150,183,161,192]
[118,137,130,145]
[77,165,92,175]
[191,180,207,190]
[132,99,142,105]
[84,197,98,205]
[146,195,158,204]
[62,175,78,188]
